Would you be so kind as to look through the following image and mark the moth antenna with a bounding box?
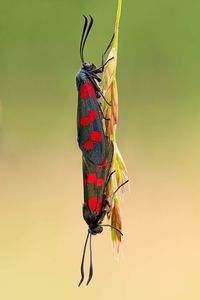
[109,179,129,206]
[80,15,88,64]
[78,231,90,287]
[86,233,93,285]
[81,15,94,65]
[101,224,123,236]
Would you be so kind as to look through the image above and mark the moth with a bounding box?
[76,15,128,286]
[76,15,114,165]
[79,139,127,286]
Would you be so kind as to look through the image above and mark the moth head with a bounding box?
[83,61,96,71]
[90,225,103,235]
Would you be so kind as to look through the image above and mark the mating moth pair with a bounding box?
[76,14,128,286]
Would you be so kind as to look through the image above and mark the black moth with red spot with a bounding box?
[76,15,113,166]
[76,15,124,286]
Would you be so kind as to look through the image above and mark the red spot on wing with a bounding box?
[96,198,103,214]
[90,131,102,142]
[97,160,108,168]
[86,82,95,97]
[88,197,97,211]
[88,110,97,121]
[84,140,94,151]
[80,82,95,100]
[96,178,104,187]
[80,84,88,99]
[80,116,90,126]
[80,110,97,127]
[87,173,97,184]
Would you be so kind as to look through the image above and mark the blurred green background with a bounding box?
[1,0,200,299]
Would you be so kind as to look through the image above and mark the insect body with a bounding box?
[82,137,114,233]
[78,138,114,286]
[76,15,113,165]
[76,15,127,286]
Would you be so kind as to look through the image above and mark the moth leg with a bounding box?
[84,70,101,83]
[85,72,100,93]
[97,87,112,106]
[97,207,109,225]
[86,73,112,107]
[105,199,111,208]
[88,71,102,82]
[93,57,114,74]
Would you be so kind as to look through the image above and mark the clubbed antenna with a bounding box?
[86,233,93,285]
[78,231,90,286]
[80,15,94,64]
[78,231,94,286]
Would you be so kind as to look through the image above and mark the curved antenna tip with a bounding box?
[78,279,83,287]
[86,278,92,286]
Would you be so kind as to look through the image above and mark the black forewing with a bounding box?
[77,74,106,165]
[82,138,114,216]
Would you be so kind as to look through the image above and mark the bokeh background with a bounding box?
[1,0,200,299]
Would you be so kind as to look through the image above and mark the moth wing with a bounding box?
[77,79,106,165]
[82,138,114,216]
